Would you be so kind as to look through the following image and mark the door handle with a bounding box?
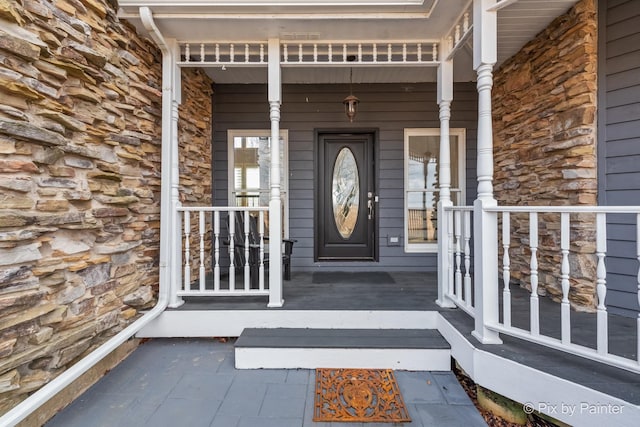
[367,192,376,220]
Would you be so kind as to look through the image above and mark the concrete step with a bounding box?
[234,328,451,370]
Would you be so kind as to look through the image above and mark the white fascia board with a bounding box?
[120,0,425,6]
[118,0,436,16]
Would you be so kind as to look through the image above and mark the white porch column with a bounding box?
[472,0,501,343]
[268,38,284,307]
[436,54,456,308]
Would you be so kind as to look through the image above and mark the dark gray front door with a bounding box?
[316,132,376,260]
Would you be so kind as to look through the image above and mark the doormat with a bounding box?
[311,272,395,284]
[313,368,411,423]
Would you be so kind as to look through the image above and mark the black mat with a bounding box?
[311,271,395,284]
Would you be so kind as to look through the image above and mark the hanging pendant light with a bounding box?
[343,67,360,122]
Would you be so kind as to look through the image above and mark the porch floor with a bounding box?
[46,272,640,425]
[46,339,485,427]
[177,271,640,405]
[176,271,441,311]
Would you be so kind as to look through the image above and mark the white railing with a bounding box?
[479,206,640,374]
[177,206,269,297]
[177,40,440,67]
[443,206,475,315]
[444,1,472,60]
[281,41,439,65]
[179,41,268,66]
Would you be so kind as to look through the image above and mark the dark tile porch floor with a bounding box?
[46,271,640,425]
[46,339,486,427]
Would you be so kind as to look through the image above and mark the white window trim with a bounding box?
[403,128,466,253]
[227,129,289,238]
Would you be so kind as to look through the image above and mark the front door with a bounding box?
[316,132,376,260]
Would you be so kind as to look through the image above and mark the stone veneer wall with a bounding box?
[0,0,212,414]
[492,0,598,309]
[179,68,213,279]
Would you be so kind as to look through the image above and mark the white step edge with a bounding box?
[137,310,439,337]
[235,347,451,371]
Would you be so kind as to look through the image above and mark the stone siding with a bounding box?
[492,0,598,309]
[0,0,212,414]
[179,68,213,280]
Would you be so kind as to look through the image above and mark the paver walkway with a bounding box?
[47,339,486,427]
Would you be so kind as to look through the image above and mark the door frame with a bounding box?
[314,128,379,262]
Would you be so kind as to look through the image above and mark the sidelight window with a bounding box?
[227,129,289,237]
[404,128,465,253]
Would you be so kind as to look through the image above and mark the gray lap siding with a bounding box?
[212,83,478,272]
[598,0,640,316]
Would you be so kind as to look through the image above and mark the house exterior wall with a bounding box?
[598,0,640,316]
[0,0,211,413]
[213,83,478,272]
[492,0,599,310]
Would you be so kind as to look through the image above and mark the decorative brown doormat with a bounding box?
[313,368,411,423]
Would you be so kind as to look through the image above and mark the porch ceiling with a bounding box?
[119,0,578,84]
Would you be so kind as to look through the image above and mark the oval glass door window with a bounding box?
[332,148,359,239]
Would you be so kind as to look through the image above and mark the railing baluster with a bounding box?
[343,43,347,62]
[560,212,571,344]
[214,211,220,292]
[530,212,540,336]
[432,43,438,61]
[447,209,455,299]
[328,43,333,62]
[199,211,205,291]
[245,43,250,62]
[596,213,608,355]
[200,43,205,63]
[229,213,235,291]
[259,211,265,291]
[313,44,318,62]
[417,43,422,62]
[387,43,392,62]
[230,43,235,62]
[244,210,250,291]
[454,211,462,301]
[184,212,191,291]
[502,212,511,327]
[260,44,265,63]
[402,43,407,62]
[283,44,288,63]
[215,44,220,62]
[358,43,362,62]
[463,210,472,307]
[373,43,377,62]
[185,43,190,62]
[298,43,303,62]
